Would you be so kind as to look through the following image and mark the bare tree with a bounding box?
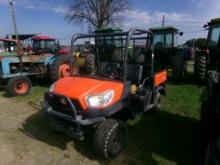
[66,0,130,28]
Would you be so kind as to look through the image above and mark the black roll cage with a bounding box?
[69,29,154,82]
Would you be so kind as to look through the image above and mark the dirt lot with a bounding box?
[0,81,203,165]
[0,99,95,165]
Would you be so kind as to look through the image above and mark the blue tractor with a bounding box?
[0,37,77,96]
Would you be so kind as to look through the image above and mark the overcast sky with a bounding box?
[0,0,219,45]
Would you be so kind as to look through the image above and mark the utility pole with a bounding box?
[162,15,165,27]
[9,1,23,73]
[9,1,18,40]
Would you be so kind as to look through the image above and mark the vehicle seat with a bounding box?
[125,64,143,82]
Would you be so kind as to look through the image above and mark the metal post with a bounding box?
[162,15,165,27]
[9,1,18,40]
[9,1,23,75]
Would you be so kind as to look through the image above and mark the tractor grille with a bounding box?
[45,93,82,117]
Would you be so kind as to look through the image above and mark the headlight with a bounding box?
[49,83,56,92]
[86,90,114,108]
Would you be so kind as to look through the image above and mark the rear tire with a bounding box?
[93,119,128,159]
[85,53,96,74]
[50,55,78,82]
[6,76,32,96]
[194,51,207,84]
[172,51,185,82]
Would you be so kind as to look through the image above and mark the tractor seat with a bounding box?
[98,62,143,82]
[125,64,143,82]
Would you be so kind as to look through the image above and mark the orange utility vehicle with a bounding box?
[41,29,167,159]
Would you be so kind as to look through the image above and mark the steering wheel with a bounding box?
[104,63,121,79]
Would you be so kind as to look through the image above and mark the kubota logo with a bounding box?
[60,98,67,105]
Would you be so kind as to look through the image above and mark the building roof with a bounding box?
[0,38,18,43]
[5,34,36,40]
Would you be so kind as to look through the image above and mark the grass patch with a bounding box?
[13,86,48,103]
[110,84,204,165]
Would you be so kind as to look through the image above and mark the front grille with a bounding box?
[45,93,82,117]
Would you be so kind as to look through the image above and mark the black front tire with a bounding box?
[93,119,128,159]
[6,76,32,97]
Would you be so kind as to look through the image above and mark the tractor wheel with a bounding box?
[194,51,207,84]
[172,51,185,82]
[50,55,78,82]
[6,76,32,96]
[93,119,128,159]
[85,53,96,74]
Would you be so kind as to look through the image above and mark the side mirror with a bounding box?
[203,24,208,29]
[179,32,183,36]
[203,24,209,31]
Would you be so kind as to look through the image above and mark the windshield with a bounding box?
[153,33,164,48]
[153,32,173,48]
[33,40,58,50]
[208,26,220,46]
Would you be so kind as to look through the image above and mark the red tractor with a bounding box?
[5,34,69,55]
[31,36,69,55]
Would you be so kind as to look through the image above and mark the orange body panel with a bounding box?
[53,77,124,110]
[154,70,167,87]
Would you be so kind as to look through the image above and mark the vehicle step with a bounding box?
[49,118,85,141]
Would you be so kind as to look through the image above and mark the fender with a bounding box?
[1,57,20,75]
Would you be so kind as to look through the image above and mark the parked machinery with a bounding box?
[199,18,220,164]
[32,36,69,55]
[194,18,220,84]
[0,37,77,96]
[150,26,191,81]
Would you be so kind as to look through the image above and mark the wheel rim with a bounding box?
[109,125,127,157]
[58,63,77,78]
[14,80,29,94]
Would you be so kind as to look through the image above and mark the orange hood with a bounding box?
[53,76,124,110]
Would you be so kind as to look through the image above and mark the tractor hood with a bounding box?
[52,76,124,110]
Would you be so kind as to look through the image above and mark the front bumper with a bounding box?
[41,92,105,140]
[41,99,105,126]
